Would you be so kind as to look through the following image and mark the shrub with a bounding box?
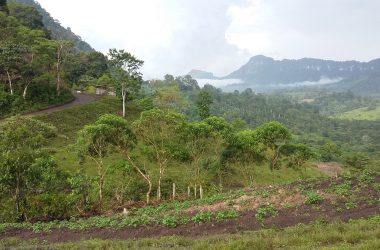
[216,210,238,221]
[162,216,179,228]
[192,212,214,223]
[305,192,323,205]
[255,204,278,221]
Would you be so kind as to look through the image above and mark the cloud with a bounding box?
[226,0,380,61]
[37,0,380,79]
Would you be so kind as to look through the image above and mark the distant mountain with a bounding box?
[187,69,216,79]
[10,0,93,52]
[220,55,380,97]
[226,55,380,85]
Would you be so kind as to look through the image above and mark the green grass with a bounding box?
[335,106,380,121]
[2,216,380,249]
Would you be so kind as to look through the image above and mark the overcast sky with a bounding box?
[37,0,380,79]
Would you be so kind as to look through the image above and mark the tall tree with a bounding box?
[133,109,186,200]
[94,114,153,204]
[77,122,115,207]
[108,49,143,117]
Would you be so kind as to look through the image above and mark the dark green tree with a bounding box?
[0,0,9,14]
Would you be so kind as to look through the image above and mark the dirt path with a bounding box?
[1,202,378,243]
[25,93,101,116]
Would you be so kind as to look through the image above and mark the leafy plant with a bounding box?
[192,212,214,223]
[305,192,323,205]
[345,201,358,210]
[216,210,238,221]
[162,216,179,228]
[255,204,278,221]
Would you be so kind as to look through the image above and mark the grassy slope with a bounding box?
[335,106,380,121]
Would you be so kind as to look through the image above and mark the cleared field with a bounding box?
[335,106,380,121]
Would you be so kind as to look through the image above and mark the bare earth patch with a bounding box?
[316,162,344,177]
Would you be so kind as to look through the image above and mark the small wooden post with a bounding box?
[200,185,204,199]
[187,186,191,198]
[172,183,176,200]
[194,184,197,199]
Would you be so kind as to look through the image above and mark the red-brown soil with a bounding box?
[1,176,379,243]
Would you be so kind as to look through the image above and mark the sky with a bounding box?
[37,0,380,79]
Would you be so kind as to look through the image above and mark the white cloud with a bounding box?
[37,0,380,79]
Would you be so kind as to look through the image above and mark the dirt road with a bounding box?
[26,93,101,116]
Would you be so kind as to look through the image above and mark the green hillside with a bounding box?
[335,106,380,121]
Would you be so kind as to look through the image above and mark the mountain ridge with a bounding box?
[10,0,94,52]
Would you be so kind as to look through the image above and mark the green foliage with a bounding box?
[255,203,278,221]
[345,200,358,210]
[196,90,213,120]
[0,0,9,14]
[319,141,342,162]
[216,210,238,221]
[0,116,58,221]
[304,192,323,205]
[331,181,352,197]
[192,212,213,223]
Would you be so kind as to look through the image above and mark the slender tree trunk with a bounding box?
[157,165,163,200]
[99,174,104,207]
[121,82,126,117]
[172,183,176,200]
[56,44,63,96]
[126,154,152,204]
[6,70,13,95]
[23,82,30,99]
[146,180,152,204]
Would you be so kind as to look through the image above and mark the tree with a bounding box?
[0,0,9,14]
[152,79,188,111]
[77,122,115,207]
[0,116,56,221]
[255,121,291,183]
[282,144,314,174]
[133,109,186,200]
[196,90,213,120]
[108,49,143,117]
[186,121,213,193]
[0,42,26,95]
[319,141,341,162]
[8,3,44,30]
[94,114,153,204]
[223,129,264,187]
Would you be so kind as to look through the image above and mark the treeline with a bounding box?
[0,0,108,117]
[143,76,380,169]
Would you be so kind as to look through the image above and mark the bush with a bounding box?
[192,212,213,223]
[255,204,278,221]
[305,192,323,205]
[216,210,238,221]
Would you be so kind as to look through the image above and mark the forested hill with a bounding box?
[226,55,380,84]
[10,0,93,52]
[1,0,109,118]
